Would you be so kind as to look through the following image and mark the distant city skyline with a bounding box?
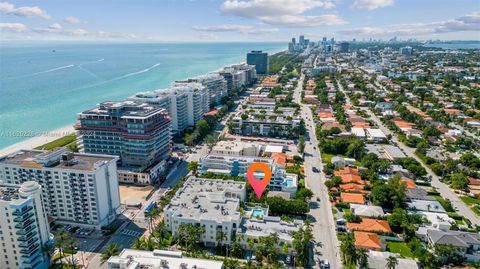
[0,0,479,42]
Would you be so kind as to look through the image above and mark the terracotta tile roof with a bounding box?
[347,218,392,233]
[351,122,370,128]
[335,167,359,176]
[402,179,417,189]
[469,177,480,186]
[340,174,365,184]
[354,231,384,251]
[443,108,461,115]
[341,192,365,204]
[394,120,415,129]
[271,153,287,166]
[340,183,368,193]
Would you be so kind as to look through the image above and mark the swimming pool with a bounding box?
[252,208,265,218]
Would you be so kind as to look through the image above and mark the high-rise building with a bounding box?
[0,181,52,269]
[246,50,269,75]
[77,101,172,172]
[0,149,121,228]
[177,73,227,106]
[291,37,296,45]
[299,35,305,46]
[399,46,413,55]
[288,42,294,53]
[339,42,350,53]
[219,64,257,93]
[129,82,208,134]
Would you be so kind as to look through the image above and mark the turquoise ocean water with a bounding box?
[0,42,285,149]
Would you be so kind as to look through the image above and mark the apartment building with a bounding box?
[231,106,301,138]
[198,155,298,197]
[177,73,228,106]
[76,101,172,178]
[219,64,256,93]
[164,177,246,247]
[163,177,302,252]
[0,181,51,269]
[0,148,121,228]
[129,82,209,134]
[246,50,269,75]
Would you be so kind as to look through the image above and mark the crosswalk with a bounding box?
[121,229,143,237]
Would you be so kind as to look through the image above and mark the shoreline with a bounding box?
[0,49,286,156]
[0,125,76,157]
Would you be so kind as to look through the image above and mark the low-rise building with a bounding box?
[107,249,224,269]
[354,231,385,251]
[231,106,301,138]
[350,204,385,218]
[199,155,298,197]
[164,177,245,247]
[426,229,480,262]
[367,250,419,269]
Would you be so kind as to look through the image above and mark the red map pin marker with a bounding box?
[247,162,272,199]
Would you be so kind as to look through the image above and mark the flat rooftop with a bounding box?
[108,249,224,269]
[242,216,303,243]
[80,100,165,118]
[0,149,117,171]
[165,177,245,223]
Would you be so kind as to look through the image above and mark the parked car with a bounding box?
[336,226,347,232]
[322,260,330,269]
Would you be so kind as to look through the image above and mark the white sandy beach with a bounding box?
[0,125,76,157]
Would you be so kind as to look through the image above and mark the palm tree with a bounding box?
[54,229,69,266]
[386,255,398,269]
[357,248,369,269]
[65,237,78,267]
[188,161,198,175]
[216,231,227,255]
[101,243,122,264]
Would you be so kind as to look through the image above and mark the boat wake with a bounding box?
[70,62,161,92]
[121,63,161,79]
[5,64,75,80]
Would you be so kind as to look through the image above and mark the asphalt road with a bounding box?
[295,74,342,269]
[337,80,480,226]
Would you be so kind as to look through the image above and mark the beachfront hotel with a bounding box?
[0,181,52,269]
[164,176,302,252]
[0,148,121,229]
[129,82,209,134]
[198,155,298,197]
[176,72,228,106]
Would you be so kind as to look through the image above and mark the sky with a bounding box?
[0,0,479,42]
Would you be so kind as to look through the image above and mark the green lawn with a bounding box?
[321,153,334,163]
[386,241,413,258]
[460,196,480,205]
[35,133,77,151]
[432,195,454,212]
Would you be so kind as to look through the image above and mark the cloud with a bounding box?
[192,24,278,34]
[0,22,28,32]
[220,0,343,27]
[64,16,81,24]
[0,2,51,19]
[351,0,394,10]
[337,11,480,37]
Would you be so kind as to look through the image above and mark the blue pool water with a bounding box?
[252,208,265,218]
